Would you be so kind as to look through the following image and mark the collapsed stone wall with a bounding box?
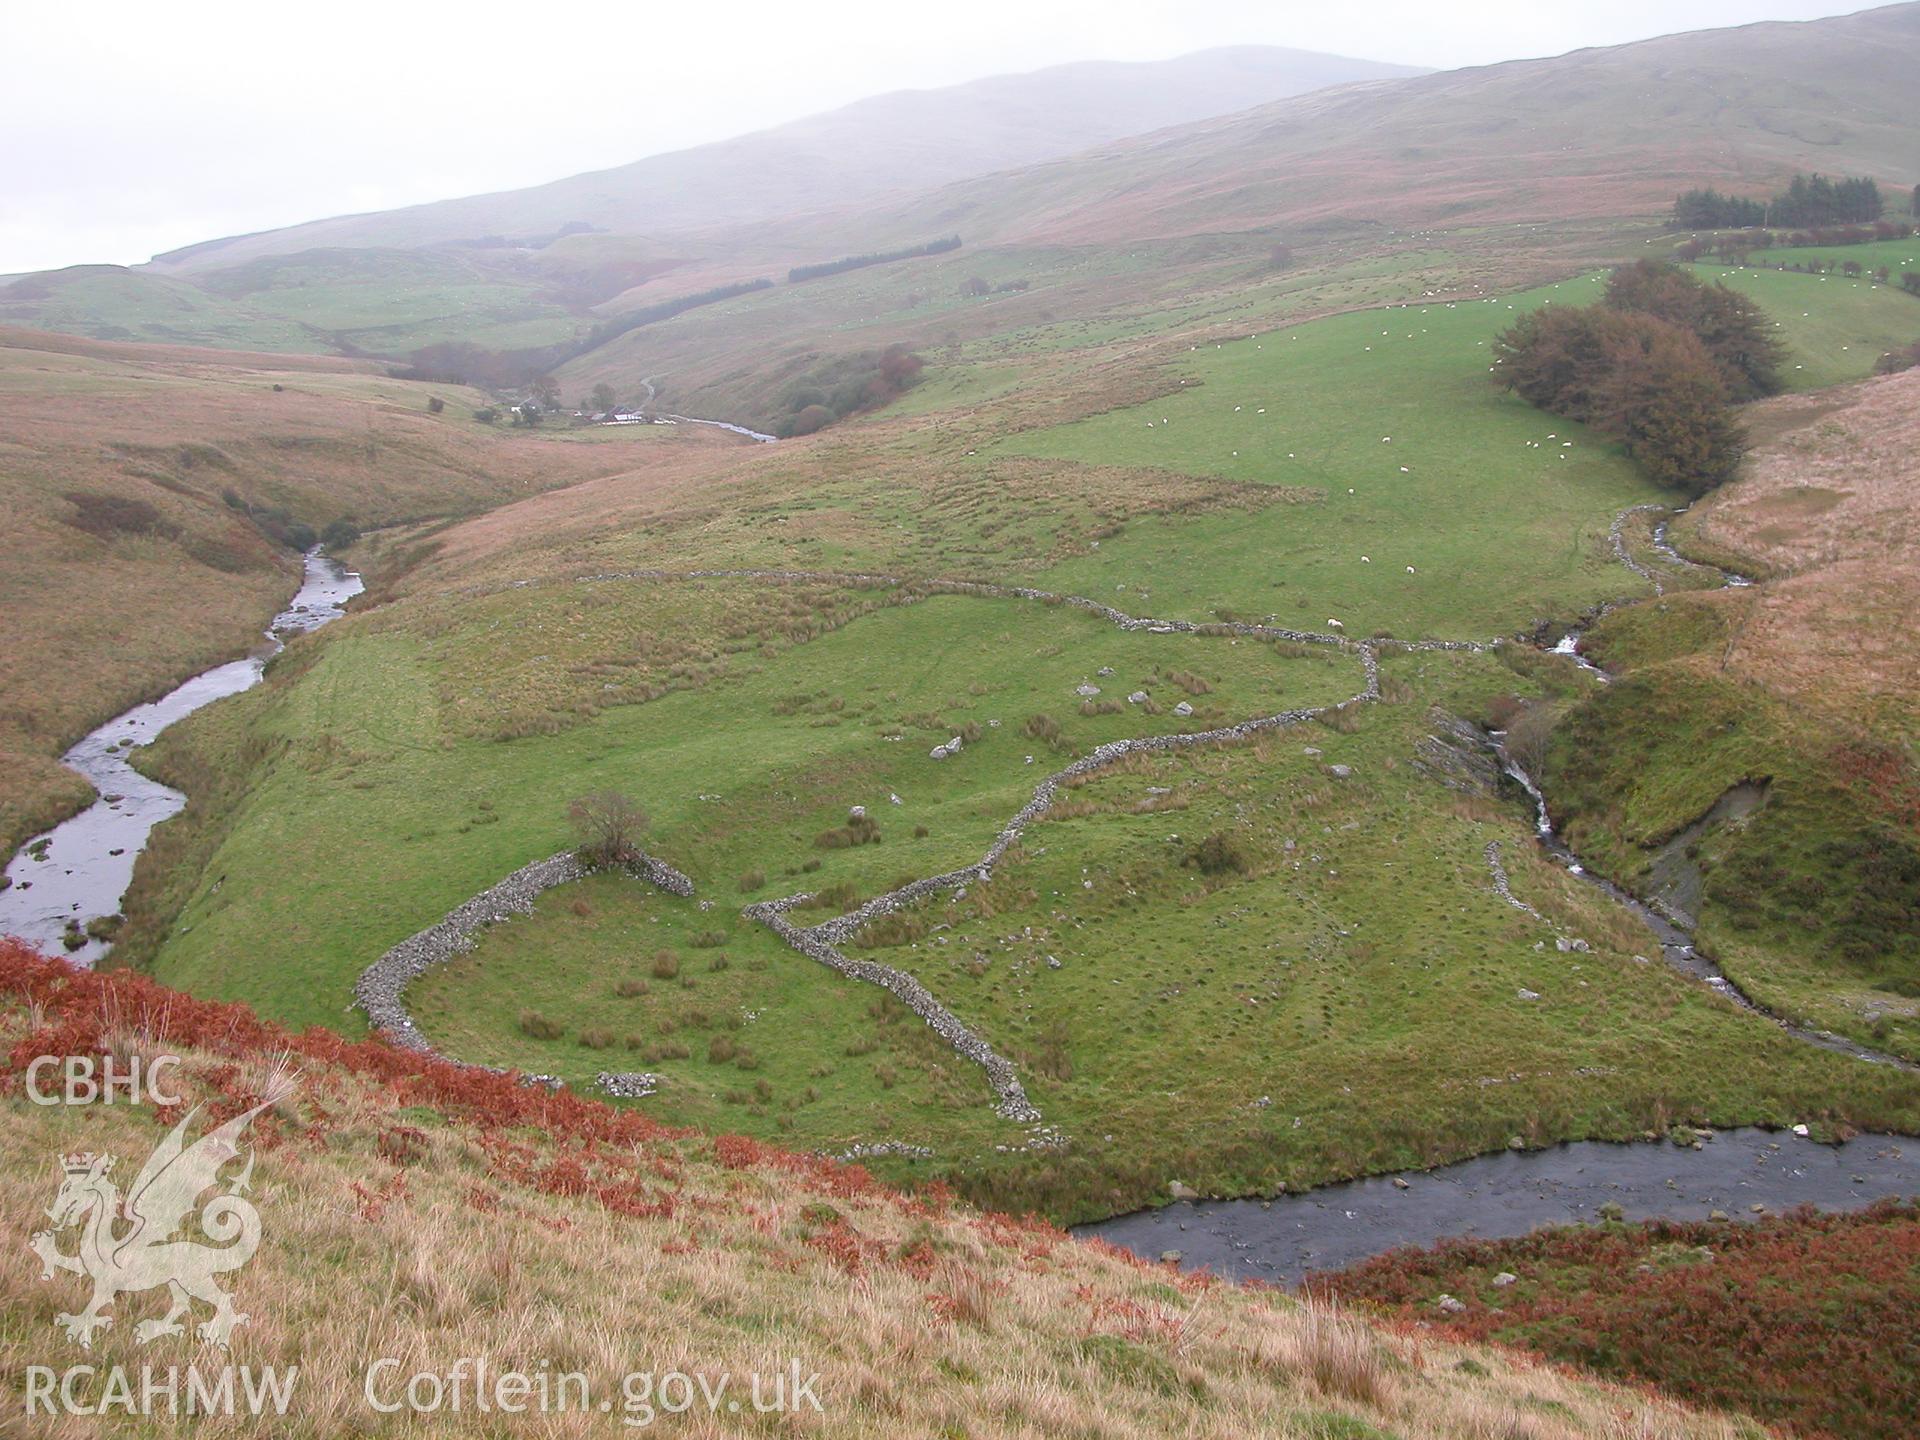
[745,898,1041,1123]
[1484,840,1543,920]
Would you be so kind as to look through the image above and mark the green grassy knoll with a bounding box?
[1554,601,1920,1063]
[0,266,327,352]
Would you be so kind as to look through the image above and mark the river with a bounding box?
[1079,1128,1920,1285]
[0,549,362,965]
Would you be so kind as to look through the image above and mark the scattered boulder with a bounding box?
[1328,764,1353,779]
[595,1071,660,1099]
[1169,1180,1199,1201]
[1436,1294,1467,1315]
[1173,701,1194,717]
[1128,691,1149,704]
[1492,1272,1517,1288]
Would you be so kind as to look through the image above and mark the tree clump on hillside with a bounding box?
[1493,261,1783,496]
[1601,260,1785,401]
[1672,188,1767,230]
[774,344,926,437]
[1672,173,1885,230]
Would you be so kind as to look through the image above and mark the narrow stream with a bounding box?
[1081,505,1916,1280]
[660,414,778,444]
[634,376,778,443]
[0,549,362,965]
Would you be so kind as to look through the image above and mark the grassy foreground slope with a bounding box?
[1684,264,1920,389]
[0,326,729,857]
[0,941,1773,1440]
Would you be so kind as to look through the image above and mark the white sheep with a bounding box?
[1327,618,1344,630]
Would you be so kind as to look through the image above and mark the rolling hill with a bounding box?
[841,1,1920,248]
[140,47,1426,272]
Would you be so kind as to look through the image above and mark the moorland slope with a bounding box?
[859,2,1920,248]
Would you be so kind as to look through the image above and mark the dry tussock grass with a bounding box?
[1684,367,1920,723]
[0,975,1758,1440]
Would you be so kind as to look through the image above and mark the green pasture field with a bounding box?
[1754,237,1920,274]
[199,249,582,354]
[143,585,1354,1031]
[120,264,1920,1219]
[996,267,1915,637]
[998,277,1666,638]
[1685,263,1920,387]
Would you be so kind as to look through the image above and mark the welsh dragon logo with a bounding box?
[27,1067,295,1350]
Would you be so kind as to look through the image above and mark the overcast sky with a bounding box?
[0,0,1878,275]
